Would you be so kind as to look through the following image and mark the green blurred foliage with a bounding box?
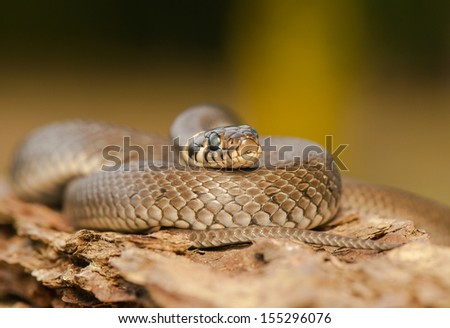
[0,0,231,62]
[364,0,450,76]
[1,0,448,75]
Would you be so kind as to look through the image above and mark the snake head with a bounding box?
[184,125,262,169]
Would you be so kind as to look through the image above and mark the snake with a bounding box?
[9,105,450,250]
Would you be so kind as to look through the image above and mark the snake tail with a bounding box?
[177,226,402,250]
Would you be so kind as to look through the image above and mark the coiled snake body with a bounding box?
[10,105,450,249]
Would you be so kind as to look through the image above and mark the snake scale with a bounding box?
[9,105,450,249]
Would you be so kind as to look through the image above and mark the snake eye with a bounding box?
[208,132,221,151]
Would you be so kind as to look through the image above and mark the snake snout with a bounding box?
[239,138,262,163]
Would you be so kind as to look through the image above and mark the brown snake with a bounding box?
[9,105,450,249]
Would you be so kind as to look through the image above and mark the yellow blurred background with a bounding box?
[1,1,449,205]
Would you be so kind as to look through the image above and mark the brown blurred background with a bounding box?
[1,0,449,205]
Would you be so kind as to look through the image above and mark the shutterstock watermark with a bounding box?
[101,136,349,172]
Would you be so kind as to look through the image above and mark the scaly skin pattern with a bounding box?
[64,157,340,233]
[9,105,450,249]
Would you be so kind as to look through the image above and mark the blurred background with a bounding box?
[1,0,449,205]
